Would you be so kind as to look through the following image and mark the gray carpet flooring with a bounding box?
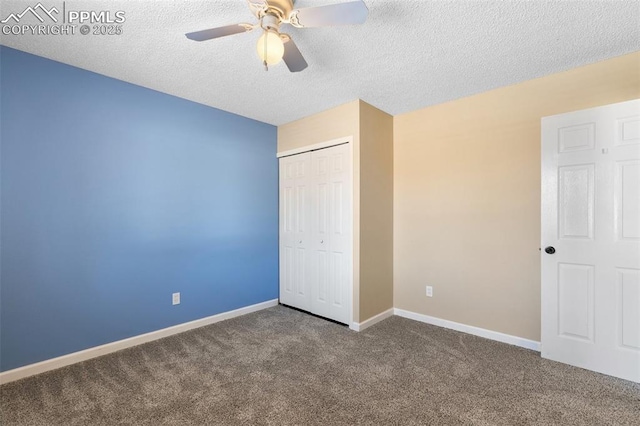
[1,305,639,425]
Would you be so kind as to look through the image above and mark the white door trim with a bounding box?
[277,136,353,158]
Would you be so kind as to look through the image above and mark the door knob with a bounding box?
[545,246,556,254]
[320,240,324,244]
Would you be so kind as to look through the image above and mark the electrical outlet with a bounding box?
[426,286,433,298]
[172,292,180,305]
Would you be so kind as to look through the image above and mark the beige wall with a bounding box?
[277,100,360,153]
[359,101,394,320]
[393,52,640,341]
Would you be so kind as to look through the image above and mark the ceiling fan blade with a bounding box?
[282,36,308,72]
[289,0,368,28]
[247,0,268,18]
[185,24,253,42]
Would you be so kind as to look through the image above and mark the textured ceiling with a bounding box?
[1,0,639,125]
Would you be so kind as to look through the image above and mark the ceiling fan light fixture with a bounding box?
[186,0,369,73]
[257,29,284,67]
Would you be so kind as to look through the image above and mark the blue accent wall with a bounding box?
[0,46,278,371]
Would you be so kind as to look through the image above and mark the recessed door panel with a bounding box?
[333,182,344,236]
[296,159,306,177]
[615,161,640,241]
[332,251,344,307]
[317,250,328,302]
[558,164,594,240]
[558,123,595,153]
[283,246,294,294]
[295,248,306,297]
[618,268,640,351]
[285,163,294,179]
[332,151,344,172]
[318,157,328,175]
[296,186,307,233]
[558,263,594,342]
[283,187,293,233]
[317,183,328,235]
[616,116,640,146]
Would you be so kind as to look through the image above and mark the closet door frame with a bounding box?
[278,136,354,327]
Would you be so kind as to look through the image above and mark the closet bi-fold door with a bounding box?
[279,152,312,311]
[279,143,351,325]
[309,144,351,324]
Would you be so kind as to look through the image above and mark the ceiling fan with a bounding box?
[185,0,369,72]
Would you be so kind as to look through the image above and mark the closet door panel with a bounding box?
[328,146,351,323]
[279,152,311,311]
[310,150,330,318]
[310,144,351,324]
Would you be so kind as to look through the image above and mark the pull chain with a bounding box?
[263,30,269,71]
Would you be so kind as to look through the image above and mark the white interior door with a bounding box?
[279,143,352,325]
[541,99,640,382]
[309,144,351,324]
[279,152,311,311]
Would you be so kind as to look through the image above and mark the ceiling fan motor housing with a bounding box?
[261,13,281,32]
[264,0,294,20]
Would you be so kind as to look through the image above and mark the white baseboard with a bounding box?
[350,308,394,332]
[0,302,539,385]
[394,308,541,352]
[0,299,279,385]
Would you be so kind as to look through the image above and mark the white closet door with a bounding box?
[309,144,352,324]
[279,143,352,325]
[541,99,640,382]
[279,152,311,311]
